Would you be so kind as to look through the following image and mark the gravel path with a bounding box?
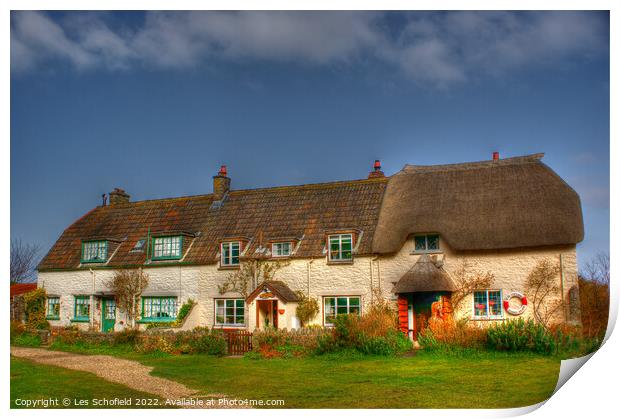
[10,346,235,408]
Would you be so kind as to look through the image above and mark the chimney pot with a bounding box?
[368,160,385,179]
[109,188,130,205]
[493,151,500,160]
[213,165,231,201]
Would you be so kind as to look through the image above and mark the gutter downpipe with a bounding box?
[307,258,315,295]
[89,268,95,330]
[370,255,379,303]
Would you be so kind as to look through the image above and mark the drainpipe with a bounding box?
[370,256,379,303]
[89,269,95,330]
[559,254,567,322]
[179,265,182,303]
[306,258,314,295]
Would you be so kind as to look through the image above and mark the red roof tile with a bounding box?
[10,283,37,297]
[38,178,388,270]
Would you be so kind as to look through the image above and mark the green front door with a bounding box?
[101,298,116,332]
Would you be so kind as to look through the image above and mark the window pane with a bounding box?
[427,235,439,250]
[474,291,488,317]
[330,241,341,259]
[337,297,348,306]
[488,291,502,316]
[349,297,360,306]
[414,236,427,251]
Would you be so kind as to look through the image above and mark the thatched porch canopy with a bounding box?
[393,254,456,293]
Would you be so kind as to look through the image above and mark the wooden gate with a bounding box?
[226,330,253,355]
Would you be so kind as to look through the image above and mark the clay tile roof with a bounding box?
[372,154,584,253]
[38,177,388,271]
[10,283,37,298]
[392,254,456,293]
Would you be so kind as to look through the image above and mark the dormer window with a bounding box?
[272,242,292,257]
[328,234,353,262]
[131,239,146,253]
[414,234,440,253]
[221,241,240,266]
[152,236,183,260]
[81,240,108,263]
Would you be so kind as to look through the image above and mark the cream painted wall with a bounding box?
[38,266,201,331]
[38,236,579,331]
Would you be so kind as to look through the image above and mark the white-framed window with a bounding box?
[473,290,503,319]
[215,299,245,326]
[142,296,178,320]
[46,297,60,319]
[221,241,240,266]
[152,236,183,260]
[413,234,440,253]
[272,242,292,257]
[81,240,108,263]
[323,296,361,326]
[328,234,353,261]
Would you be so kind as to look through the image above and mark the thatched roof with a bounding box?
[393,254,456,293]
[373,154,584,254]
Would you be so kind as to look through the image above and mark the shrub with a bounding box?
[296,292,320,327]
[187,331,227,355]
[137,328,227,355]
[12,332,42,347]
[314,300,412,356]
[578,277,609,340]
[113,328,141,345]
[487,318,566,355]
[417,317,487,353]
[251,328,329,358]
[176,299,195,323]
[10,320,42,347]
[23,288,49,330]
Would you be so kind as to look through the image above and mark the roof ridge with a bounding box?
[109,177,389,206]
[402,153,544,174]
[230,177,389,194]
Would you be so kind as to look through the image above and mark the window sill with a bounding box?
[218,265,240,270]
[326,260,354,265]
[214,324,246,329]
[410,250,443,255]
[70,318,90,323]
[151,257,182,262]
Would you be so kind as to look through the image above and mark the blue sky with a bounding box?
[10,11,609,270]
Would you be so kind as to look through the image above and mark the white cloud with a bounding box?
[10,11,608,86]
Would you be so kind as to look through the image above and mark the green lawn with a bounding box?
[11,350,561,409]
[10,357,163,409]
[143,351,559,408]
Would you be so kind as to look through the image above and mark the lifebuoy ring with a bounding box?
[503,292,528,316]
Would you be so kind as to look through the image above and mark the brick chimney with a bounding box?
[492,151,500,160]
[368,160,385,179]
[109,188,130,205]
[213,165,231,200]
